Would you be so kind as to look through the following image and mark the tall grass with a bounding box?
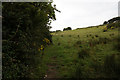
[103,53,120,77]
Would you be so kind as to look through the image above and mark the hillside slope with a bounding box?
[43,24,120,78]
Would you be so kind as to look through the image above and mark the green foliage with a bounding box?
[102,17,120,32]
[63,27,72,31]
[2,2,58,79]
[56,30,61,32]
[103,21,108,25]
[108,17,120,23]
[107,21,120,29]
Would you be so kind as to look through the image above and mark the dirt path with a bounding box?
[45,56,59,78]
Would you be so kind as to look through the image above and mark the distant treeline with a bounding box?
[51,27,72,33]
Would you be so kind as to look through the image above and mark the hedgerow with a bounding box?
[2,2,59,79]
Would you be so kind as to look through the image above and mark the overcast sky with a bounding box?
[50,0,120,31]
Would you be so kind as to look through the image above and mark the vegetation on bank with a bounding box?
[2,2,59,79]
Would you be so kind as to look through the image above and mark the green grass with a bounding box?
[42,25,120,78]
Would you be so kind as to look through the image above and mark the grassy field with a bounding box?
[41,25,120,78]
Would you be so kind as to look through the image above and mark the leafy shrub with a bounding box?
[63,27,72,31]
[108,17,120,23]
[106,21,120,29]
[56,30,61,32]
[2,2,58,79]
[103,21,108,25]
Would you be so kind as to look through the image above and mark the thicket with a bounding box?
[2,2,58,79]
[103,17,120,31]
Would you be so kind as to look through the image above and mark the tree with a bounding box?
[108,17,120,23]
[103,21,108,25]
[63,27,72,31]
[56,30,61,32]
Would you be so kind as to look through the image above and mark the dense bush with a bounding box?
[102,17,120,32]
[108,17,120,23]
[103,17,120,25]
[63,27,72,31]
[103,21,108,25]
[108,21,120,29]
[56,30,61,32]
[2,2,58,79]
